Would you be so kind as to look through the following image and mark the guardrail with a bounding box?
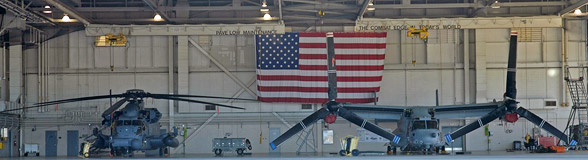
[0,101,22,115]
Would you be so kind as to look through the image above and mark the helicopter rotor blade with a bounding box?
[148,93,257,101]
[101,98,129,118]
[0,94,124,113]
[504,32,518,100]
[149,95,246,110]
[444,105,507,143]
[337,107,401,145]
[33,94,124,106]
[326,32,337,102]
[269,108,329,150]
[515,107,578,146]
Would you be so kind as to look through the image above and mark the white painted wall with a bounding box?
[18,20,587,156]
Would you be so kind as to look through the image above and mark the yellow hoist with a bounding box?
[407,26,429,40]
[95,33,127,47]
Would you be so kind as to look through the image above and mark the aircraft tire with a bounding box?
[351,149,359,156]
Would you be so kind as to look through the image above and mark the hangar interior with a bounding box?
[1,0,588,158]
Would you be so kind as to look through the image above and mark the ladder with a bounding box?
[295,125,317,155]
[565,68,588,124]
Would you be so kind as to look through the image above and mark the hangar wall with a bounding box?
[19,20,587,155]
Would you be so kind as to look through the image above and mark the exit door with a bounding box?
[269,128,281,153]
[442,126,464,151]
[67,130,79,156]
[45,131,57,156]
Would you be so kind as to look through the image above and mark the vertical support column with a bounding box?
[1,44,8,101]
[475,29,487,103]
[9,44,22,103]
[561,26,568,106]
[177,36,189,112]
[464,29,470,104]
[168,36,175,129]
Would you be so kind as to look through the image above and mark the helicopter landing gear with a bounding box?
[214,149,222,156]
[387,146,397,155]
[159,147,169,157]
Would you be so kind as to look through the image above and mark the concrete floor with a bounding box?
[2,151,588,160]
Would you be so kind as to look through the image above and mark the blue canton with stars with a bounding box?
[256,33,300,70]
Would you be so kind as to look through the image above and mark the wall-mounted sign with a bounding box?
[356,16,562,32]
[323,130,334,144]
[357,128,393,143]
[86,23,285,36]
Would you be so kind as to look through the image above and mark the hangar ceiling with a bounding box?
[2,0,588,28]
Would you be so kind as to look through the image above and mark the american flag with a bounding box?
[255,32,387,103]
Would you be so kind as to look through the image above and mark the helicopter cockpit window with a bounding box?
[117,120,143,126]
[413,120,426,130]
[427,120,438,129]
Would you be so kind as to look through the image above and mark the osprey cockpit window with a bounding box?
[413,120,438,130]
[413,120,426,130]
[427,120,438,129]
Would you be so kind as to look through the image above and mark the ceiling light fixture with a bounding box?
[490,0,500,9]
[263,13,272,20]
[367,8,375,11]
[260,8,269,12]
[44,5,51,9]
[42,10,52,14]
[154,14,162,21]
[368,0,373,6]
[262,0,267,7]
[574,8,582,15]
[62,14,70,21]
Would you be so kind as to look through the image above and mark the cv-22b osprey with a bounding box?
[269,31,578,153]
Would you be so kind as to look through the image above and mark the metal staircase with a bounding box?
[295,126,317,155]
[565,67,588,124]
[565,67,588,148]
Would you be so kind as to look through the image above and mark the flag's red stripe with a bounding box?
[258,75,328,81]
[339,76,383,81]
[299,65,384,71]
[299,54,327,59]
[333,32,387,38]
[258,97,377,103]
[337,65,384,71]
[258,86,327,92]
[299,32,326,37]
[258,86,380,92]
[257,75,382,82]
[300,43,326,48]
[299,54,385,60]
[335,54,385,60]
[334,43,386,49]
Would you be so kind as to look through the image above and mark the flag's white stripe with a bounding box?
[299,48,327,54]
[257,81,382,87]
[334,49,386,55]
[335,60,384,66]
[257,69,383,77]
[334,38,387,43]
[258,92,378,98]
[299,37,327,43]
[299,59,327,65]
[337,71,383,77]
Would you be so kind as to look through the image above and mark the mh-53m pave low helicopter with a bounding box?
[269,31,578,154]
[2,89,256,157]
